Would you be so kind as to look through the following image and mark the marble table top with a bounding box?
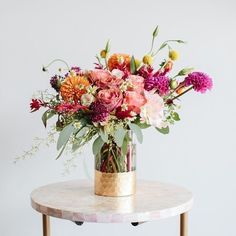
[31,180,193,223]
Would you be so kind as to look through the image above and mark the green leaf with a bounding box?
[57,123,75,151]
[121,134,129,156]
[152,25,159,38]
[76,126,89,138]
[42,110,56,128]
[172,112,180,121]
[56,142,67,160]
[177,67,194,76]
[99,129,108,142]
[130,55,136,74]
[114,127,127,147]
[92,136,104,156]
[105,40,110,52]
[129,123,143,143]
[156,126,170,135]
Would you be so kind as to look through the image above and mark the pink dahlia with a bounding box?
[184,72,213,93]
[144,75,170,96]
[90,102,109,123]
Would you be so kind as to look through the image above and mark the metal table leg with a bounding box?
[180,212,188,236]
[42,214,50,236]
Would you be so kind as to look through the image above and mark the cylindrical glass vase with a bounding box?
[95,131,136,197]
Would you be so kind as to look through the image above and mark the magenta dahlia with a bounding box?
[184,72,213,93]
[90,102,109,122]
[144,75,170,96]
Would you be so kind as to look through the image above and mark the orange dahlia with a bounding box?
[60,75,90,102]
[107,53,131,71]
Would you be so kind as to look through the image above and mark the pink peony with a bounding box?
[97,88,123,111]
[89,69,122,89]
[126,75,145,93]
[140,91,165,128]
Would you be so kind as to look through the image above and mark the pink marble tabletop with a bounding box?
[31,180,193,223]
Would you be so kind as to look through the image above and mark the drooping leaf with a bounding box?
[76,126,89,138]
[114,127,127,147]
[172,112,180,121]
[156,126,170,135]
[42,110,56,128]
[57,123,75,151]
[129,123,143,143]
[92,136,105,156]
[130,55,136,74]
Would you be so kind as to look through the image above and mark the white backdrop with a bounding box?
[1,0,235,235]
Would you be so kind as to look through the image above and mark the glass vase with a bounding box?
[94,131,136,197]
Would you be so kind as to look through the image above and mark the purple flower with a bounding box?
[50,75,61,92]
[184,72,213,93]
[144,75,170,96]
[71,66,81,74]
[90,102,109,123]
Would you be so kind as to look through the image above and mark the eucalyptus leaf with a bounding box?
[42,110,56,128]
[172,112,180,121]
[92,136,104,156]
[130,55,136,74]
[121,134,129,156]
[114,127,127,147]
[57,123,75,151]
[76,126,89,138]
[156,126,170,135]
[56,142,67,160]
[129,123,143,143]
[99,129,108,142]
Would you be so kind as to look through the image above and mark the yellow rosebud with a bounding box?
[169,50,179,61]
[142,55,153,65]
[100,50,107,58]
[135,59,141,68]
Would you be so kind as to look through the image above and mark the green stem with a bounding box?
[43,59,70,71]
[111,148,121,173]
[172,86,193,101]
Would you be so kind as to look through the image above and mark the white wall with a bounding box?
[0,0,235,235]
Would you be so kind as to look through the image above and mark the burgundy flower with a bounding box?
[184,72,213,93]
[30,99,44,112]
[137,65,154,79]
[90,102,109,122]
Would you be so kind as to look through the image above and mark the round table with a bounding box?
[31,180,193,236]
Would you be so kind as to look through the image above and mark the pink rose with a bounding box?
[89,69,122,89]
[97,88,123,111]
[140,91,165,128]
[126,75,144,93]
[123,91,147,114]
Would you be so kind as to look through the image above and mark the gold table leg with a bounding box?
[180,212,188,236]
[42,214,50,236]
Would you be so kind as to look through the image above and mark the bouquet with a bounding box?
[30,26,213,173]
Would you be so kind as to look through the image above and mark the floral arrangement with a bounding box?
[30,26,213,167]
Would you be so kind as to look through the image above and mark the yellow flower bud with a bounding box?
[100,50,107,58]
[135,59,141,68]
[142,55,153,65]
[169,50,179,61]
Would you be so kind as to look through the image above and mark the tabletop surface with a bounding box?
[31,180,193,223]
